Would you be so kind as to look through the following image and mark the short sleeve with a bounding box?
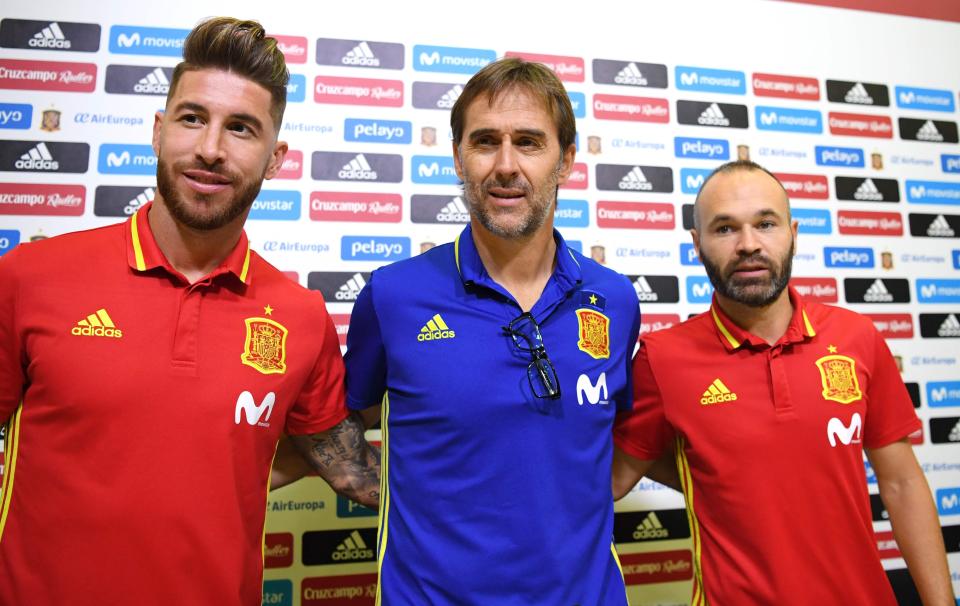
[614,283,642,412]
[343,278,387,410]
[0,247,26,424]
[285,307,349,435]
[862,327,921,449]
[613,340,674,459]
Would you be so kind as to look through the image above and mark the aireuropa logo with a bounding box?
[592,59,668,88]
[917,279,960,304]
[899,118,959,144]
[314,75,403,107]
[895,86,955,113]
[555,199,589,228]
[790,278,838,303]
[775,173,828,199]
[928,381,960,407]
[824,246,874,268]
[843,278,910,304]
[0,140,89,173]
[627,275,680,303]
[286,74,305,103]
[675,65,745,95]
[93,185,153,217]
[414,44,494,74]
[674,137,729,160]
[411,194,469,224]
[943,154,960,174]
[0,58,97,92]
[815,145,864,168]
[930,416,960,443]
[686,276,713,303]
[315,38,405,70]
[109,25,187,57]
[343,118,411,144]
[937,488,960,515]
[792,208,832,235]
[248,190,300,221]
[0,103,31,130]
[506,51,584,82]
[568,92,586,119]
[302,528,378,565]
[679,168,710,195]
[866,313,914,339]
[0,229,19,256]
[261,580,292,606]
[0,19,100,52]
[679,243,700,266]
[751,72,819,100]
[755,106,822,134]
[310,192,401,223]
[411,155,458,185]
[595,164,673,192]
[906,180,960,205]
[677,100,748,129]
[826,80,890,106]
[104,64,173,96]
[909,213,959,238]
[837,210,903,236]
[835,177,900,203]
[307,271,371,302]
[828,112,893,138]
[311,151,402,183]
[341,236,409,261]
[596,201,674,230]
[411,81,463,110]
[97,144,156,175]
[592,94,670,123]
[920,313,960,338]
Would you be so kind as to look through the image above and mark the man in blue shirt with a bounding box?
[345,57,641,605]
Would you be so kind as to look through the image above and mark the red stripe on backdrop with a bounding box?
[778,0,960,22]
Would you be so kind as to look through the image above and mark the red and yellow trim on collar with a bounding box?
[709,287,816,351]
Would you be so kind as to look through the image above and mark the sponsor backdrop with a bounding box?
[1,0,959,603]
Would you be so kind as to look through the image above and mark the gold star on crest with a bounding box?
[263,304,274,316]
[827,344,837,353]
[589,294,598,305]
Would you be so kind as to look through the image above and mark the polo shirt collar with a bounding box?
[710,285,817,351]
[125,201,253,285]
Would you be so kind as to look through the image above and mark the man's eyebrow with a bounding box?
[467,127,547,140]
[707,208,782,226]
[170,102,264,132]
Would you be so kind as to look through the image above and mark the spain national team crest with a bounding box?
[814,354,863,404]
[576,308,610,359]
[241,317,288,375]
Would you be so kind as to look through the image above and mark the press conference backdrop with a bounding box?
[0,0,958,603]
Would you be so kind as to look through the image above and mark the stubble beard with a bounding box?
[700,240,795,308]
[463,166,561,240]
[155,157,264,231]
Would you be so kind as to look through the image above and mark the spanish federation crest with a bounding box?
[241,317,288,375]
[576,309,610,359]
[814,354,862,404]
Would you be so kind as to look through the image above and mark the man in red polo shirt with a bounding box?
[0,17,379,606]
[612,161,953,605]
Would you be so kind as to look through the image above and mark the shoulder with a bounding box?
[0,222,123,272]
[571,250,636,305]
[369,241,457,285]
[804,300,876,333]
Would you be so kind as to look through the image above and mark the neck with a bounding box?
[471,220,557,312]
[147,198,246,284]
[715,289,793,346]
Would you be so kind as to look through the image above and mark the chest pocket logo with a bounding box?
[815,354,863,404]
[827,412,862,447]
[577,372,609,405]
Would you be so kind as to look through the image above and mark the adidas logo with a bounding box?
[949,420,960,442]
[697,103,730,126]
[844,82,874,104]
[927,215,955,238]
[15,142,58,171]
[939,314,960,337]
[633,276,659,302]
[337,154,377,181]
[614,62,647,86]
[853,179,883,201]
[863,279,893,302]
[632,512,669,540]
[342,41,379,67]
[700,378,737,405]
[134,67,170,94]
[71,308,123,338]
[618,166,653,191]
[336,273,367,301]
[437,84,464,109]
[418,313,455,342]
[916,120,944,142]
[331,530,374,561]
[30,22,70,49]
[436,196,469,223]
[125,187,154,216]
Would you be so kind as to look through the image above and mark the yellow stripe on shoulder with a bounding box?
[130,209,146,271]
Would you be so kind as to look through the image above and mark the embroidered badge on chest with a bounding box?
[576,308,610,359]
[241,317,288,375]
[815,353,863,404]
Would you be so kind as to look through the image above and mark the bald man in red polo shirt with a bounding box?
[612,161,952,605]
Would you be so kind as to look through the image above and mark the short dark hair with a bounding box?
[450,57,576,152]
[692,160,789,230]
[167,17,288,129]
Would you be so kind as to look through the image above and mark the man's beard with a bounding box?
[462,168,560,240]
[701,240,794,307]
[155,158,263,231]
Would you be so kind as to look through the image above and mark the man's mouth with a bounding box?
[182,169,232,194]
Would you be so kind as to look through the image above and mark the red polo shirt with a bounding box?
[0,202,347,606]
[614,287,920,605]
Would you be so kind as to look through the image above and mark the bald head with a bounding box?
[693,160,789,232]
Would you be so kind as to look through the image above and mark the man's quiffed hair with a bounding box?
[167,17,288,128]
[451,57,576,153]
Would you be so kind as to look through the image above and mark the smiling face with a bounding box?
[453,87,575,241]
[692,169,798,308]
[152,68,286,231]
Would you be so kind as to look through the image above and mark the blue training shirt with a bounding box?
[345,224,641,606]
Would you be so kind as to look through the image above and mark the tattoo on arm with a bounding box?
[291,413,381,509]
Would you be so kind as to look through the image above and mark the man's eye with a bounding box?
[229,123,250,134]
[181,114,201,124]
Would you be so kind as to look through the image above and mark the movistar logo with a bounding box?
[576,372,609,405]
[827,413,862,447]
